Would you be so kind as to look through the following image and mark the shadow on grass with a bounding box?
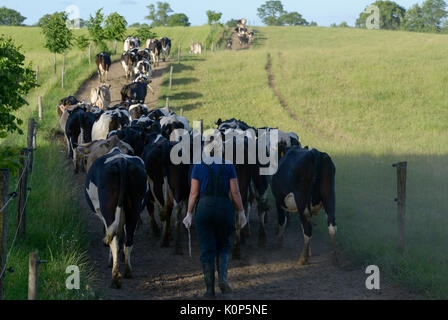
[162,92,203,100]
[162,77,199,86]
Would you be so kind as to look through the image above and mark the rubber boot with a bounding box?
[201,262,215,298]
[217,253,232,293]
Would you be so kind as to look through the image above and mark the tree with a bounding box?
[0,7,26,26]
[167,13,191,26]
[226,19,239,27]
[86,9,107,51]
[74,35,90,59]
[206,10,222,25]
[104,12,127,53]
[257,0,286,26]
[40,12,73,74]
[279,12,309,26]
[421,0,448,32]
[0,35,38,137]
[145,2,173,27]
[355,1,406,30]
[402,4,426,32]
[309,21,318,26]
[133,25,157,42]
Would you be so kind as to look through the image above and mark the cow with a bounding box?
[271,146,338,266]
[189,42,202,55]
[58,96,79,118]
[90,85,111,110]
[142,132,190,253]
[136,49,150,62]
[147,39,161,67]
[124,36,140,52]
[160,37,171,62]
[65,107,102,171]
[85,147,149,288]
[76,135,134,173]
[147,108,171,121]
[159,114,191,141]
[133,59,152,79]
[96,52,111,83]
[128,104,149,121]
[121,81,147,104]
[248,31,255,44]
[92,109,130,141]
[121,51,138,79]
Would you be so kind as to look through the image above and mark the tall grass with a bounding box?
[160,26,448,299]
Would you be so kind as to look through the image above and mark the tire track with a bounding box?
[265,53,349,141]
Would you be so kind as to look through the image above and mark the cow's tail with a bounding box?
[104,159,127,245]
[304,149,321,220]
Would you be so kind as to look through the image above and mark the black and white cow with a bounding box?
[128,104,149,121]
[65,107,102,172]
[133,59,152,79]
[160,37,171,62]
[85,147,149,288]
[58,96,79,117]
[121,51,138,79]
[120,81,147,104]
[271,146,338,265]
[124,36,140,52]
[147,39,161,67]
[159,114,191,141]
[95,52,112,83]
[92,109,130,141]
[142,132,190,254]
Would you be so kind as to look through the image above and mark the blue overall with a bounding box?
[194,164,235,264]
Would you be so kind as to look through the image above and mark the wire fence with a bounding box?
[0,133,35,283]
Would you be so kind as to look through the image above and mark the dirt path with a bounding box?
[70,56,418,300]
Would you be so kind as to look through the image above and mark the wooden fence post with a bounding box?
[178,43,181,64]
[393,162,407,253]
[165,97,169,111]
[62,53,66,89]
[169,66,173,90]
[38,97,43,121]
[0,169,10,300]
[180,108,183,117]
[16,148,30,239]
[27,119,36,170]
[89,43,92,65]
[28,252,39,300]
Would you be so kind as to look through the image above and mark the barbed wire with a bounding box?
[0,149,34,281]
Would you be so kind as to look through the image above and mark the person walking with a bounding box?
[183,152,247,298]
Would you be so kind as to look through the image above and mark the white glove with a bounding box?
[238,210,247,229]
[183,212,193,229]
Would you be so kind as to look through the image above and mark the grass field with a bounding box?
[0,25,218,299]
[160,26,448,299]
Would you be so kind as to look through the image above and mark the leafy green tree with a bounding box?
[355,1,405,30]
[206,10,222,25]
[257,0,286,26]
[86,8,107,51]
[0,7,26,26]
[40,12,73,74]
[104,12,127,53]
[226,19,239,27]
[421,0,448,32]
[279,12,309,26]
[401,4,426,32]
[145,2,173,27]
[309,21,318,26]
[129,22,141,28]
[167,13,190,26]
[133,25,157,42]
[74,35,90,59]
[0,35,38,138]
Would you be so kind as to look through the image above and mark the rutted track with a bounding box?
[67,56,418,300]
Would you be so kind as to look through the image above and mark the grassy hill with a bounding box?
[160,26,448,299]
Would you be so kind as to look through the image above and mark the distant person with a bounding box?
[183,139,247,298]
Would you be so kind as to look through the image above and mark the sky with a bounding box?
[1,0,427,27]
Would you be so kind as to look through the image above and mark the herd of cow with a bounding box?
[56,36,338,290]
